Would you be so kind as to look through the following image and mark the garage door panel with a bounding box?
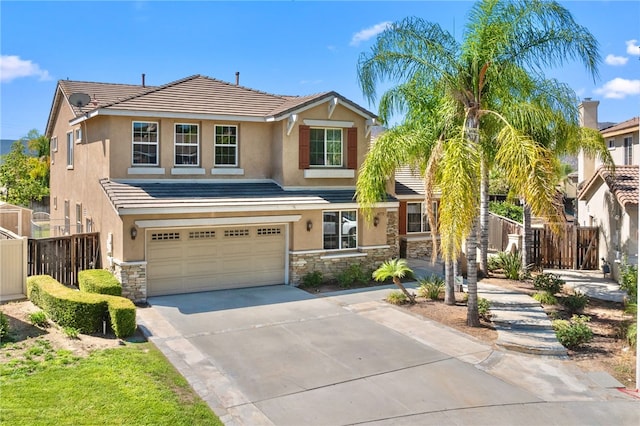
[147,225,285,296]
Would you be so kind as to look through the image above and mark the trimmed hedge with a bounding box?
[27,275,136,338]
[79,269,122,296]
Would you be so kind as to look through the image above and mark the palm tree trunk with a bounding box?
[466,220,481,327]
[444,259,456,305]
[479,157,489,277]
[393,277,416,304]
[522,202,532,269]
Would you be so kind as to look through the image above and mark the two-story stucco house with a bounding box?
[577,99,639,279]
[45,74,405,301]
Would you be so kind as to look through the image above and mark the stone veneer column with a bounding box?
[112,260,147,303]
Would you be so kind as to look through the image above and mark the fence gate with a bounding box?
[28,232,101,286]
[530,225,598,270]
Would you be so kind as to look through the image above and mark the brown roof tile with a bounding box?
[601,117,639,135]
[579,165,638,207]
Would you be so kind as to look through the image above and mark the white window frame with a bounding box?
[75,203,83,234]
[624,136,633,165]
[608,139,615,150]
[132,121,159,166]
[75,128,82,144]
[51,136,58,152]
[174,123,199,166]
[310,127,343,167]
[407,201,438,233]
[214,124,238,167]
[66,131,74,168]
[322,210,357,250]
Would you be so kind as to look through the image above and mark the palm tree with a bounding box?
[372,259,416,304]
[356,0,601,326]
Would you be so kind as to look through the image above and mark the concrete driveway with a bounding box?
[137,285,639,426]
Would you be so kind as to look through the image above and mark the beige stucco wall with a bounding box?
[601,130,639,166]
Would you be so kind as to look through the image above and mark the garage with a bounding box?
[147,225,286,296]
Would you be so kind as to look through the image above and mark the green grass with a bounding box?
[0,342,222,425]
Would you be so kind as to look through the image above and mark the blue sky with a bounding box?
[1,0,639,141]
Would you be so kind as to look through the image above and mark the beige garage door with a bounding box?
[147,225,285,296]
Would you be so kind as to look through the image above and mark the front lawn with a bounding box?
[0,342,222,425]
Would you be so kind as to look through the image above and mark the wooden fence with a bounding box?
[27,232,101,286]
[488,213,523,252]
[529,225,598,270]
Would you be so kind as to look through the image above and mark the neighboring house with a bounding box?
[394,166,440,259]
[45,74,400,301]
[577,98,639,279]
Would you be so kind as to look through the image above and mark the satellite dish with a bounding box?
[69,92,91,108]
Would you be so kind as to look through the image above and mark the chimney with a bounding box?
[142,73,146,88]
[579,98,599,129]
[235,71,240,86]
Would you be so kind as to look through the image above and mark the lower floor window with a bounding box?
[323,210,357,250]
[407,202,438,233]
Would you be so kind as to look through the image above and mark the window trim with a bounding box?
[174,123,200,167]
[214,124,239,167]
[608,139,615,150]
[132,121,159,166]
[75,128,82,144]
[406,201,438,234]
[66,131,74,169]
[310,127,343,168]
[51,136,58,152]
[322,209,357,251]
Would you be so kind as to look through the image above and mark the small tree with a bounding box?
[0,130,49,207]
[373,258,416,304]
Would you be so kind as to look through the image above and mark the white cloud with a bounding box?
[626,39,640,56]
[594,77,640,99]
[605,54,628,66]
[350,21,392,47]
[0,55,51,83]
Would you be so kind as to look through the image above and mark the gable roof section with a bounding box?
[47,75,376,134]
[578,165,638,208]
[395,166,425,197]
[100,179,396,215]
[601,117,639,138]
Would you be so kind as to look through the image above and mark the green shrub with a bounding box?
[533,273,564,295]
[489,201,523,223]
[63,326,81,339]
[78,269,122,296]
[28,311,49,327]
[27,275,136,338]
[533,291,558,305]
[478,297,491,320]
[498,251,524,280]
[104,294,137,338]
[561,292,588,315]
[337,264,368,288]
[553,315,593,349]
[300,271,323,288]
[0,311,9,339]
[619,262,637,301]
[417,275,445,300]
[386,290,408,305]
[487,255,502,272]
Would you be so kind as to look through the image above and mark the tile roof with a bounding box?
[600,117,639,135]
[578,165,638,207]
[57,75,376,121]
[100,179,396,213]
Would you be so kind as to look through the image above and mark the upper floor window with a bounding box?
[75,128,82,143]
[608,139,615,150]
[132,121,159,166]
[407,201,438,233]
[174,123,199,166]
[323,210,357,250]
[624,136,633,165]
[214,125,238,166]
[66,131,74,168]
[310,128,342,167]
[51,136,58,152]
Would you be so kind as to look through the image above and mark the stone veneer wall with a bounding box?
[112,260,147,303]
[403,236,440,259]
[290,211,399,285]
